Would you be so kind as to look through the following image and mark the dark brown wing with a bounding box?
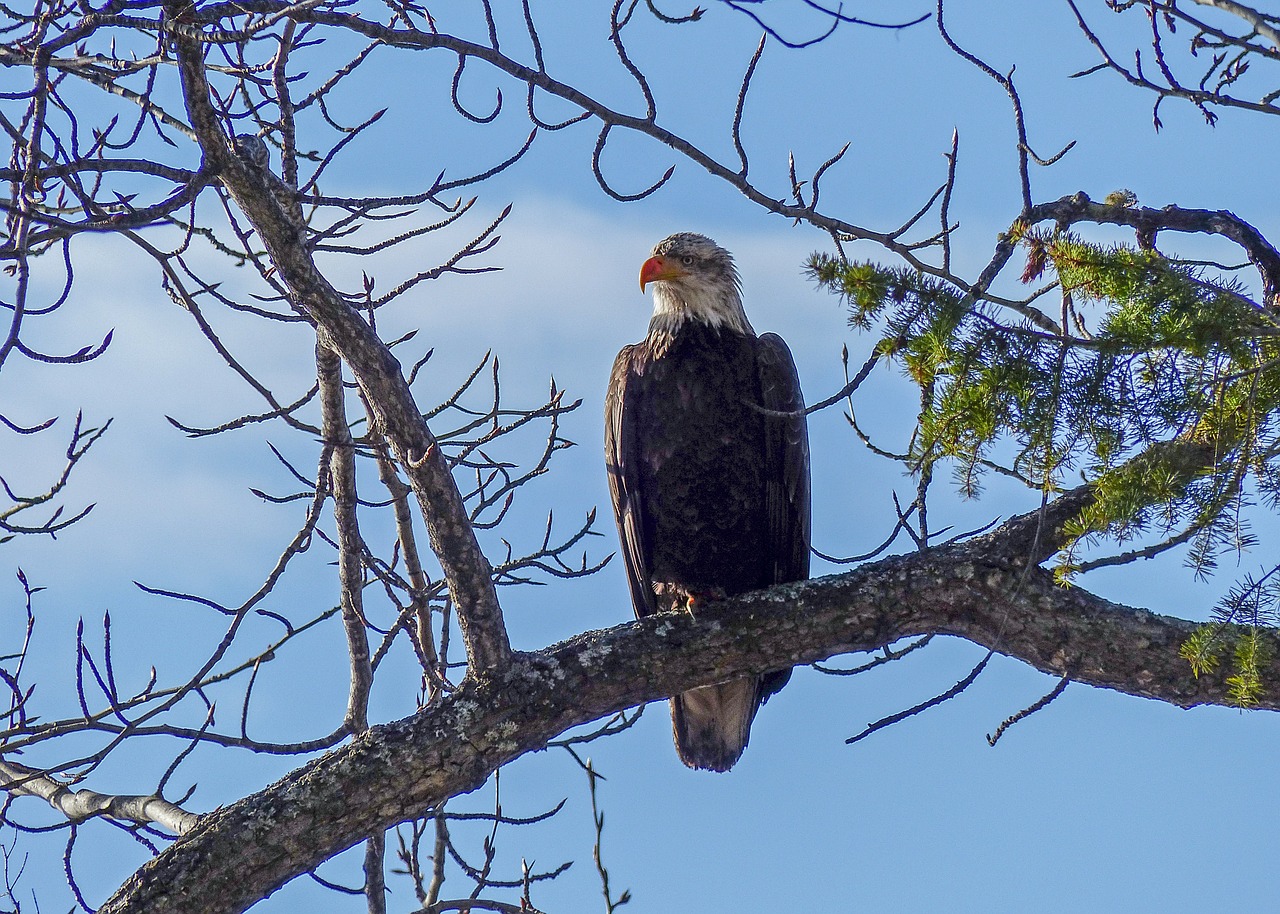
[755,332,811,700]
[757,332,811,584]
[604,345,657,619]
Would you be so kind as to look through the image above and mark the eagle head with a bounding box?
[640,233,754,337]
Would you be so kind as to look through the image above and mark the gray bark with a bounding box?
[98,502,1277,914]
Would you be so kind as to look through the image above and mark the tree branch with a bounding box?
[1024,191,1280,305]
[974,438,1222,567]
[1188,0,1280,54]
[317,341,373,733]
[0,761,199,835]
[98,495,1279,914]
[165,13,512,674]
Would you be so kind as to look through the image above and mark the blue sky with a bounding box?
[5,1,1280,910]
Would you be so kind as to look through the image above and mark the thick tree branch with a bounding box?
[165,15,511,674]
[977,438,1222,566]
[98,495,1278,914]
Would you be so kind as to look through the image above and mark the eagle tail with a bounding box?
[671,678,760,772]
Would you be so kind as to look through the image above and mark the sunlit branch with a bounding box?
[0,760,199,836]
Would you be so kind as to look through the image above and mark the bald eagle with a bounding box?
[605,233,811,772]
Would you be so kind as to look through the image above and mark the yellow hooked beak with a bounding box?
[639,254,688,292]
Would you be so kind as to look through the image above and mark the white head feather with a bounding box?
[644,233,755,339]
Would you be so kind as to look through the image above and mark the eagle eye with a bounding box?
[680,255,694,266]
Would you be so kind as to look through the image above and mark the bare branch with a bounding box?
[0,761,198,836]
[168,18,512,674]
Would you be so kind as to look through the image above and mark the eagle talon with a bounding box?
[685,587,727,617]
